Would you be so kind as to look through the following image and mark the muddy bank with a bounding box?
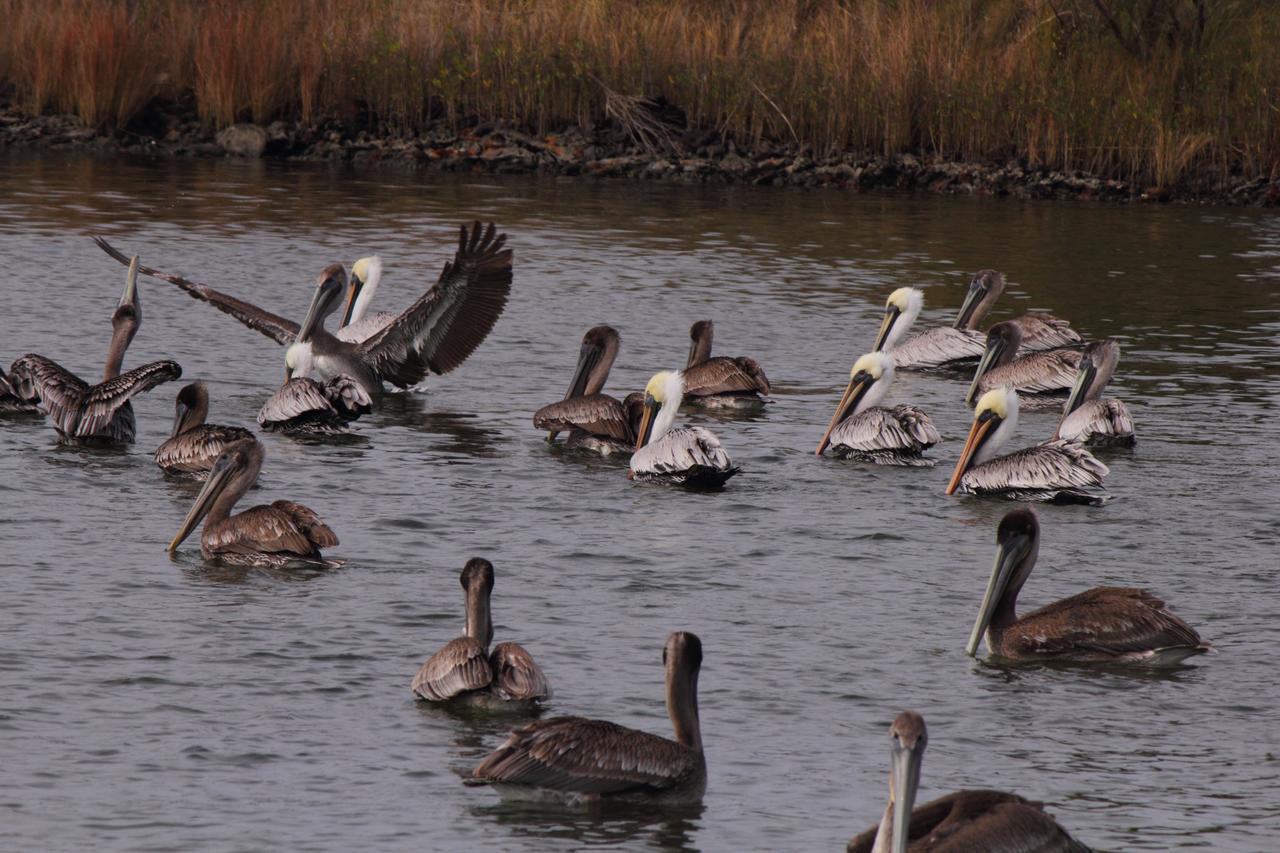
[3,102,1275,206]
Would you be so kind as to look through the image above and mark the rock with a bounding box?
[215,124,266,157]
[720,151,752,174]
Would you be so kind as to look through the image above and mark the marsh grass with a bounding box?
[1,0,1276,188]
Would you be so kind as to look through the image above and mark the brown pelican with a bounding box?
[967,509,1210,665]
[629,371,738,487]
[1053,339,1135,447]
[93,237,394,345]
[468,631,705,803]
[533,325,634,455]
[154,381,254,477]
[815,352,940,466]
[257,375,372,435]
[8,256,181,443]
[411,558,550,709]
[882,272,1080,370]
[946,387,1108,505]
[964,321,1081,406]
[282,222,512,396]
[167,437,337,566]
[847,711,1090,853]
[682,320,771,408]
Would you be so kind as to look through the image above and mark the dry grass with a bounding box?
[1,0,1276,187]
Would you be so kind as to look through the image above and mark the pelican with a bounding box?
[629,371,738,487]
[281,222,512,395]
[964,321,1081,406]
[815,352,940,466]
[946,387,1108,504]
[411,558,550,709]
[967,509,1210,665]
[846,711,1090,853]
[533,325,634,455]
[154,381,254,477]
[93,237,395,344]
[8,256,181,443]
[167,437,337,566]
[468,631,705,803]
[682,320,771,408]
[880,272,1080,370]
[257,375,372,435]
[1053,339,1134,446]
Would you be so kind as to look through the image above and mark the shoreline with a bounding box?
[4,104,1276,207]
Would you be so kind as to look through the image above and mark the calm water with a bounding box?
[0,153,1277,852]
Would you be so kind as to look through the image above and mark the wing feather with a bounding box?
[8,354,89,434]
[270,500,339,549]
[681,357,770,397]
[960,441,1107,493]
[1014,313,1082,352]
[205,504,318,558]
[489,642,551,701]
[357,222,513,387]
[1057,398,1134,444]
[533,394,632,442]
[890,327,986,368]
[977,350,1081,396]
[155,424,254,473]
[631,427,733,476]
[93,236,300,345]
[1011,587,1206,658]
[411,636,493,701]
[75,360,182,437]
[830,405,939,454]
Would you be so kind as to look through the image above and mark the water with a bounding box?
[0,152,1277,852]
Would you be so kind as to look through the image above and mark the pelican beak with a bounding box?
[889,738,923,853]
[1054,351,1098,438]
[965,336,1007,406]
[171,398,191,439]
[341,272,364,328]
[966,531,1031,656]
[815,371,873,455]
[635,393,660,451]
[953,279,987,329]
[120,255,141,309]
[548,340,601,442]
[167,453,235,552]
[873,305,901,352]
[945,411,999,495]
[298,269,344,343]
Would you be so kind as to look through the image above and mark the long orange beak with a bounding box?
[945,416,996,495]
[815,376,863,456]
[872,308,898,352]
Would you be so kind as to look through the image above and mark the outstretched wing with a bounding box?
[489,642,551,701]
[357,222,513,387]
[533,394,632,443]
[1013,587,1206,657]
[411,636,493,701]
[93,236,300,345]
[7,354,89,434]
[682,356,770,397]
[472,716,700,795]
[75,360,182,436]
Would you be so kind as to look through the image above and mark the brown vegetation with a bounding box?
[1,0,1276,188]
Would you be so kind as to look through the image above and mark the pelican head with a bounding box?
[167,437,264,553]
[881,710,928,853]
[815,351,895,455]
[171,381,209,438]
[874,287,923,352]
[548,325,621,441]
[966,509,1040,656]
[298,263,348,344]
[1054,339,1121,438]
[460,557,496,647]
[687,319,714,368]
[945,386,1019,494]
[343,255,382,327]
[954,269,1006,330]
[635,370,684,451]
[965,320,1023,406]
[112,254,142,334]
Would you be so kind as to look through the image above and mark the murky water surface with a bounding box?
[0,153,1277,851]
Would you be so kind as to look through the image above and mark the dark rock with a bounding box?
[215,124,266,157]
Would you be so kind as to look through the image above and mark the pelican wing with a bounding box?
[357,222,513,387]
[411,636,493,701]
[258,378,337,425]
[155,424,254,473]
[93,236,300,345]
[74,360,182,437]
[961,441,1107,493]
[270,500,339,550]
[682,356,770,397]
[472,716,700,795]
[631,427,733,476]
[1014,313,1081,352]
[831,405,939,453]
[978,350,1081,397]
[890,327,986,368]
[533,394,632,443]
[323,375,373,419]
[7,354,89,433]
[206,504,321,558]
[335,311,397,343]
[1057,399,1134,444]
[1010,587,1205,658]
[489,642,551,701]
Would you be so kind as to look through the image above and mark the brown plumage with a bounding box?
[848,711,1090,853]
[257,375,372,435]
[0,365,40,414]
[155,382,253,477]
[167,438,337,566]
[967,509,1210,665]
[966,321,1080,406]
[411,558,549,707]
[469,632,705,802]
[681,319,770,406]
[1053,339,1135,446]
[534,325,633,452]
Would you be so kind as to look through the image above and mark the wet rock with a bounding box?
[215,124,266,157]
